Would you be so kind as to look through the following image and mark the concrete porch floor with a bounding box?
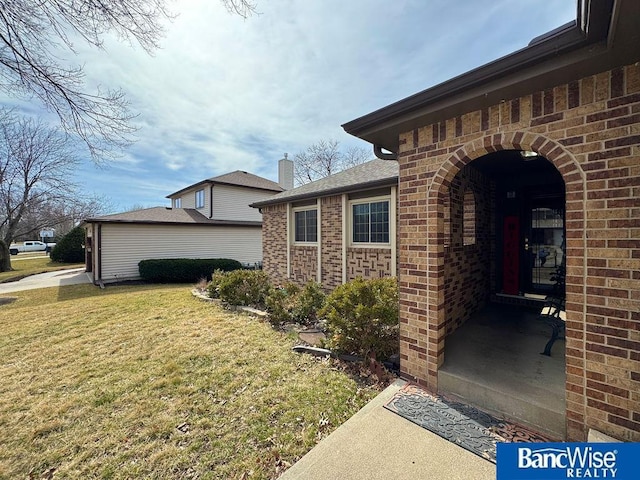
[438,302,566,440]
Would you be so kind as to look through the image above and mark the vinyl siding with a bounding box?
[212,185,274,221]
[98,223,262,282]
[170,186,209,212]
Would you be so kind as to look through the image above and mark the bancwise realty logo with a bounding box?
[497,443,640,479]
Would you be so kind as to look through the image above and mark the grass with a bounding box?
[0,256,84,283]
[0,284,383,479]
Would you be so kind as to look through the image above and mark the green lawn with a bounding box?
[0,284,382,479]
[0,256,84,283]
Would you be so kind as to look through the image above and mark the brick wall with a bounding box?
[347,248,393,281]
[290,245,317,284]
[443,165,495,338]
[262,203,288,285]
[321,195,343,289]
[262,191,397,290]
[396,62,640,441]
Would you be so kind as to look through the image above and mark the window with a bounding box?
[294,209,317,242]
[352,200,389,243]
[173,197,182,208]
[195,189,205,209]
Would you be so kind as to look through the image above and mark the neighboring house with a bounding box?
[335,0,639,443]
[251,159,398,290]
[85,166,290,284]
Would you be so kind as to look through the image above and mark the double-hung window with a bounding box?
[352,199,390,244]
[294,209,317,243]
[173,197,182,208]
[195,189,205,209]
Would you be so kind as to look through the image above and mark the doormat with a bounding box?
[384,384,553,463]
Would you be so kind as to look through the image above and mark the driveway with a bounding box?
[0,268,92,294]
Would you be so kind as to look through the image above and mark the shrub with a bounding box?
[138,258,242,283]
[215,269,271,307]
[292,281,326,325]
[320,277,399,360]
[206,269,227,299]
[50,226,85,263]
[264,281,326,327]
[264,283,299,326]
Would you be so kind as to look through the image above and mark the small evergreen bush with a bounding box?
[320,277,399,360]
[214,269,271,307]
[50,226,85,263]
[264,282,325,327]
[138,258,242,283]
[206,269,227,299]
[292,281,326,326]
[264,283,300,326]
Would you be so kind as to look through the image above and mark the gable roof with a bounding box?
[250,159,398,208]
[343,0,640,154]
[167,170,283,198]
[84,207,261,227]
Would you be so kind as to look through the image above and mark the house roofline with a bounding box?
[250,176,398,208]
[83,218,262,227]
[166,180,282,199]
[342,0,639,153]
[166,180,211,199]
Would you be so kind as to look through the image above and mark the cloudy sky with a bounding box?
[8,0,578,212]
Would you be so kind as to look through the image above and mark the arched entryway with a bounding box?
[421,132,586,440]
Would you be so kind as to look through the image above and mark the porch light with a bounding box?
[520,150,539,160]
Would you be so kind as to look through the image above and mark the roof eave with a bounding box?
[209,180,284,193]
[250,176,398,208]
[342,0,636,152]
[166,180,211,199]
[84,219,263,227]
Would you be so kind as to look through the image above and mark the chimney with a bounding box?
[278,153,294,190]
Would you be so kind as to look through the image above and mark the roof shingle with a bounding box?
[167,170,283,198]
[251,159,398,207]
[84,207,261,226]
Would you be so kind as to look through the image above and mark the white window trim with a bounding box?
[348,195,392,248]
[195,189,205,209]
[173,197,182,208]
[291,205,319,245]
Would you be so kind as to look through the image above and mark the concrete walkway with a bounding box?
[0,268,92,294]
[280,379,495,480]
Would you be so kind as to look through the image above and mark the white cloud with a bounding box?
[6,0,578,210]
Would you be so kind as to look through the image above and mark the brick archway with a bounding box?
[421,131,587,437]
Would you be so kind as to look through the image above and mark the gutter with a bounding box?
[83,219,262,227]
[344,0,618,157]
[374,144,398,161]
[250,176,398,208]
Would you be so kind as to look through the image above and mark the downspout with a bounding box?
[96,223,102,284]
[316,198,322,284]
[210,184,214,219]
[374,144,398,161]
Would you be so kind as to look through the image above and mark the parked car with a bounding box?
[9,241,56,255]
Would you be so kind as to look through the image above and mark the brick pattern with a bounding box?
[397,63,640,442]
[290,245,317,284]
[347,248,393,281]
[443,165,494,341]
[262,204,288,285]
[263,192,397,290]
[321,195,343,289]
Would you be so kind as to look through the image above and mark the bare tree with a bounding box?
[224,0,259,18]
[293,139,371,185]
[15,194,113,240]
[0,110,81,271]
[0,0,257,163]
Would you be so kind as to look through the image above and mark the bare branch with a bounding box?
[293,140,372,186]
